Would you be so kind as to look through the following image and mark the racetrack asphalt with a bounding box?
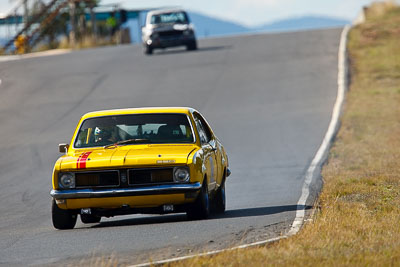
[0,28,342,266]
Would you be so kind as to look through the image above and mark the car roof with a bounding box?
[147,8,187,17]
[81,107,196,119]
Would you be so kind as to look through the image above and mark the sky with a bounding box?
[0,0,381,26]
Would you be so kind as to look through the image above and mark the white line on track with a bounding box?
[288,25,350,235]
[129,25,351,267]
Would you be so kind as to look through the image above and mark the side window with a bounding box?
[193,113,212,145]
[195,120,207,144]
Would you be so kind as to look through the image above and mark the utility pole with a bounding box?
[89,1,97,44]
[23,0,28,30]
[69,0,76,48]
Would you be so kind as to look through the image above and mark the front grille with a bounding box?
[76,171,119,188]
[128,168,174,185]
[158,30,183,37]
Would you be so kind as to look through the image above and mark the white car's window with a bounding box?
[151,12,188,24]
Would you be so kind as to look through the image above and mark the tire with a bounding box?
[187,178,210,220]
[144,45,153,55]
[186,41,197,51]
[52,201,77,230]
[81,214,101,224]
[214,181,226,214]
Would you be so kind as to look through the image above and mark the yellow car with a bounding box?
[50,107,230,229]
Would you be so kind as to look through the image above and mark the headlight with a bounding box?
[59,173,75,189]
[173,167,190,183]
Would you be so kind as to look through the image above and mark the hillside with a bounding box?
[187,13,349,38]
[256,16,349,32]
[188,12,251,38]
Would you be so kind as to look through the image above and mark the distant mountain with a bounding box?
[256,16,349,32]
[188,12,251,38]
[187,13,349,38]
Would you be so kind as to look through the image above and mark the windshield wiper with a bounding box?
[104,139,150,149]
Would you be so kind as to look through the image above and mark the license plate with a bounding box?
[163,205,174,212]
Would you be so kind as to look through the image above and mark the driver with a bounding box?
[94,126,119,144]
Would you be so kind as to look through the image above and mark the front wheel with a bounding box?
[52,201,77,230]
[144,45,153,55]
[186,41,197,51]
[187,179,210,220]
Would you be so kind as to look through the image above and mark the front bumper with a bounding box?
[146,35,195,48]
[50,182,201,200]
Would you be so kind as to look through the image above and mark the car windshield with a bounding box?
[150,12,189,25]
[74,113,194,148]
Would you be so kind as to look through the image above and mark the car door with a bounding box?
[193,113,218,192]
[210,138,224,186]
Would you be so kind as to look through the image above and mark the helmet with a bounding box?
[94,127,112,142]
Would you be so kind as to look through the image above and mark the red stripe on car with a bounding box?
[76,153,83,169]
[77,152,92,169]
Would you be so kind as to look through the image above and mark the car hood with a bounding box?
[60,144,197,171]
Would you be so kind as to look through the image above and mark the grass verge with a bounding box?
[166,3,400,267]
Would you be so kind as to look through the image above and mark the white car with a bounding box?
[142,9,197,55]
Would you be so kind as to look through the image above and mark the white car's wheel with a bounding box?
[144,45,153,55]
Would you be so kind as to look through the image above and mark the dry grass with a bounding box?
[164,3,400,267]
[33,36,116,52]
[2,35,117,55]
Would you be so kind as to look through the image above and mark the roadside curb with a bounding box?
[0,49,71,62]
[129,25,351,267]
[288,24,350,236]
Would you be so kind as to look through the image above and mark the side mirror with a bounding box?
[59,143,69,154]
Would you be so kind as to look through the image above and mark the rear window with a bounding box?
[151,12,189,24]
[74,113,194,148]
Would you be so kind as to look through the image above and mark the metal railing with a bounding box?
[2,0,68,52]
